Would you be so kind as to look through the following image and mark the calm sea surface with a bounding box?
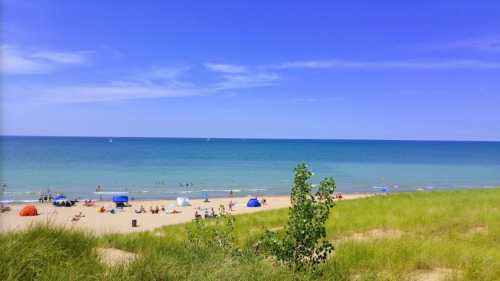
[1,136,500,202]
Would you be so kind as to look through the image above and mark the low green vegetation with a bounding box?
[2,187,500,280]
[259,163,336,270]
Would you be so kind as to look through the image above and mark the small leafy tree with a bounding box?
[258,163,336,270]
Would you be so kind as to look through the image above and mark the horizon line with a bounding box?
[1,134,499,143]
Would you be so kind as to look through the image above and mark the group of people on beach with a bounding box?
[38,192,53,203]
[194,207,218,220]
[132,205,181,215]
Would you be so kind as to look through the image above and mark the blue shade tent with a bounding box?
[373,186,389,193]
[52,195,67,206]
[246,198,261,208]
[112,195,128,203]
[53,195,66,201]
[112,195,128,207]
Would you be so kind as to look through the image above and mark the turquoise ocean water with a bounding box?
[1,136,500,202]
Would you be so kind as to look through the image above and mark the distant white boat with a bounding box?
[109,138,113,143]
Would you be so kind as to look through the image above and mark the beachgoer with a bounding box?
[229,190,233,197]
[0,204,11,213]
[194,210,201,219]
[210,207,216,217]
[228,200,234,211]
[99,206,105,213]
[154,206,159,214]
[262,197,267,205]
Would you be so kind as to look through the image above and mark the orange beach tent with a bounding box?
[19,205,38,216]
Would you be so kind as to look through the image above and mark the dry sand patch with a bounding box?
[337,228,403,242]
[409,267,460,281]
[466,225,488,236]
[96,247,138,267]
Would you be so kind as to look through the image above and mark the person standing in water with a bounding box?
[96,185,102,201]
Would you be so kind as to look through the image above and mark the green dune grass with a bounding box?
[2,188,500,280]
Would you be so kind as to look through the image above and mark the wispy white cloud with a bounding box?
[31,50,90,64]
[205,63,247,73]
[1,45,90,75]
[39,84,197,103]
[444,35,500,52]
[274,59,500,70]
[212,73,280,91]
[134,66,192,82]
[293,98,318,103]
[5,66,280,103]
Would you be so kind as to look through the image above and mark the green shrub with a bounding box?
[258,163,336,270]
[186,205,236,254]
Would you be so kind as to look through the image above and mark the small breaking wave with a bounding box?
[0,199,39,204]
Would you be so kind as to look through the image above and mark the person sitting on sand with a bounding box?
[161,206,165,212]
[99,206,106,213]
[134,206,144,214]
[0,204,11,213]
[210,207,216,218]
[84,200,95,207]
[261,197,267,205]
[134,205,146,214]
[71,212,85,221]
[194,210,202,220]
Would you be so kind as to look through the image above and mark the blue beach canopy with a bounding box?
[52,195,68,206]
[373,186,389,192]
[112,195,129,203]
[246,198,261,208]
[53,195,66,201]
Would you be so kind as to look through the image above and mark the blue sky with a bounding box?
[2,1,500,140]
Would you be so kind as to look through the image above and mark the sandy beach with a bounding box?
[0,194,372,234]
